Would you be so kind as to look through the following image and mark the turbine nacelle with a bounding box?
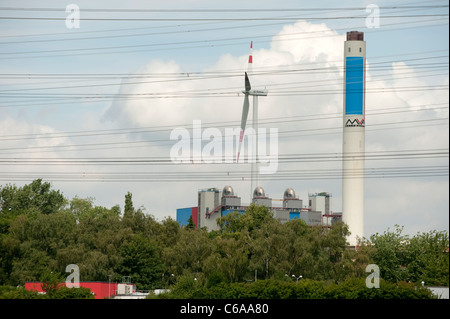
[242,89,268,96]
[237,55,268,164]
[243,71,268,96]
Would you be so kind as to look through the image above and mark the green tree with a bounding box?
[122,192,152,234]
[124,192,134,219]
[322,221,352,280]
[9,248,51,284]
[204,235,249,282]
[217,204,273,238]
[249,218,289,279]
[156,217,180,247]
[368,225,408,282]
[3,211,77,285]
[68,197,128,282]
[284,218,311,276]
[0,180,69,284]
[163,228,214,276]
[404,230,449,286]
[0,179,67,234]
[68,196,95,221]
[186,215,195,230]
[116,234,164,290]
[367,225,449,285]
[40,270,65,296]
[0,179,66,216]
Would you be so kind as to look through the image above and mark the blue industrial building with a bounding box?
[176,186,341,231]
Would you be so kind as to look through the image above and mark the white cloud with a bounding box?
[270,20,344,64]
[0,117,71,157]
[105,59,187,127]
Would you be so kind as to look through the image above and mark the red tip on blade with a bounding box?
[248,41,253,64]
[237,130,245,163]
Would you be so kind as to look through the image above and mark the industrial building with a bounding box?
[25,281,137,299]
[176,186,341,231]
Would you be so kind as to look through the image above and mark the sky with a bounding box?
[0,0,448,239]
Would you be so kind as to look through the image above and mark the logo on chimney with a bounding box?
[345,118,365,127]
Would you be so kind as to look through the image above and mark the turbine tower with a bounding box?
[342,31,366,247]
[237,41,268,199]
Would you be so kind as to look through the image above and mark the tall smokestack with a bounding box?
[342,31,365,247]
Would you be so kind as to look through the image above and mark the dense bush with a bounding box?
[153,278,436,299]
[0,285,44,299]
[45,286,95,299]
[0,285,94,299]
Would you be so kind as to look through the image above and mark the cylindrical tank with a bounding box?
[223,185,234,196]
[253,186,265,198]
[283,188,296,199]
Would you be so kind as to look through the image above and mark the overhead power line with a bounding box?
[0,163,447,183]
[0,148,447,165]
[0,18,447,60]
[0,115,446,155]
[0,14,448,22]
[1,54,447,81]
[0,5,447,12]
[0,103,446,142]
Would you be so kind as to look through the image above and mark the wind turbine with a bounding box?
[236,41,268,198]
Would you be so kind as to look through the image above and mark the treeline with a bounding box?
[0,180,448,297]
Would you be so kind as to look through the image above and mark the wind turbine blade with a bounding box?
[245,72,251,92]
[237,94,249,163]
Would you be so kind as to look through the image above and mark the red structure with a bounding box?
[25,281,119,299]
[191,206,199,228]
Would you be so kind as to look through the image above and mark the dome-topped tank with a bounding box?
[223,185,234,196]
[253,186,265,198]
[284,188,296,199]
